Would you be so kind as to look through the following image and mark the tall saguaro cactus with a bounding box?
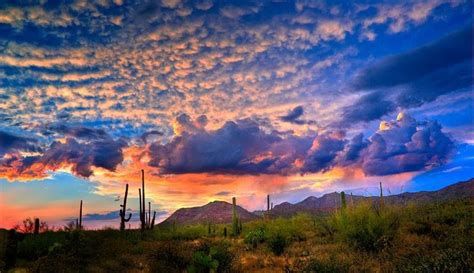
[150,211,156,229]
[139,188,144,232]
[34,218,40,235]
[379,182,384,208]
[138,170,156,231]
[267,194,270,211]
[120,184,132,232]
[77,200,83,230]
[232,197,239,236]
[341,191,347,210]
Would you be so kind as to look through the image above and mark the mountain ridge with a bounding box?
[161,178,474,225]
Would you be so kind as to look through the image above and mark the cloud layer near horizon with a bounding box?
[0,113,454,179]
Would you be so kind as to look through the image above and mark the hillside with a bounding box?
[161,200,259,226]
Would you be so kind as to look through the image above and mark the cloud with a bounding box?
[341,92,395,124]
[215,191,231,196]
[343,26,473,124]
[280,105,304,123]
[0,126,127,179]
[146,113,454,177]
[353,26,472,106]
[354,26,472,90]
[279,105,316,125]
[357,113,454,176]
[0,131,40,156]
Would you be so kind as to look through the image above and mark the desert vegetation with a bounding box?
[1,192,472,272]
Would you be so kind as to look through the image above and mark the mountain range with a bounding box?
[161,178,474,225]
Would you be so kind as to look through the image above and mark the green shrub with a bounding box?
[244,228,265,249]
[188,249,219,273]
[268,233,287,256]
[17,232,66,259]
[150,241,193,272]
[331,202,398,251]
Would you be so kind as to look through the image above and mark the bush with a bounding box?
[187,241,235,273]
[17,232,66,259]
[188,250,219,273]
[244,228,265,249]
[268,233,287,256]
[331,202,398,251]
[150,241,193,272]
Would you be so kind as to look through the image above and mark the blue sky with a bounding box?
[0,0,472,228]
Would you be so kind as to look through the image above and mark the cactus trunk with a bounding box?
[341,191,347,210]
[141,170,146,231]
[79,200,83,230]
[380,182,384,208]
[267,194,270,211]
[139,188,144,232]
[232,197,239,236]
[120,184,132,232]
[150,211,156,229]
[34,218,40,235]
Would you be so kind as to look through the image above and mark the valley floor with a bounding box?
[1,198,473,272]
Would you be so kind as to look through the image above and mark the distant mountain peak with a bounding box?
[161,200,258,226]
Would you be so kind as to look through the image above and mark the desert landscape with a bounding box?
[0,0,473,272]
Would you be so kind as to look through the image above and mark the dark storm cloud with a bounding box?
[279,106,316,125]
[29,137,127,177]
[341,92,396,124]
[148,118,293,174]
[358,113,454,176]
[147,113,454,176]
[48,125,109,140]
[337,133,368,166]
[354,26,472,91]
[280,106,304,123]
[0,126,128,178]
[345,26,473,123]
[0,131,41,156]
[141,130,164,144]
[302,132,346,173]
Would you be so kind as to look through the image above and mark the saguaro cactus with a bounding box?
[138,170,156,231]
[150,211,156,229]
[78,200,83,230]
[139,188,144,231]
[379,182,384,208]
[224,227,227,237]
[267,194,270,211]
[141,170,146,231]
[34,218,40,235]
[232,197,239,236]
[120,184,132,232]
[148,202,152,228]
[341,191,347,210]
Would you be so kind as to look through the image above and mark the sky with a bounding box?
[0,0,472,229]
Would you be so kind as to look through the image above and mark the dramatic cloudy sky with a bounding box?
[0,0,472,228]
